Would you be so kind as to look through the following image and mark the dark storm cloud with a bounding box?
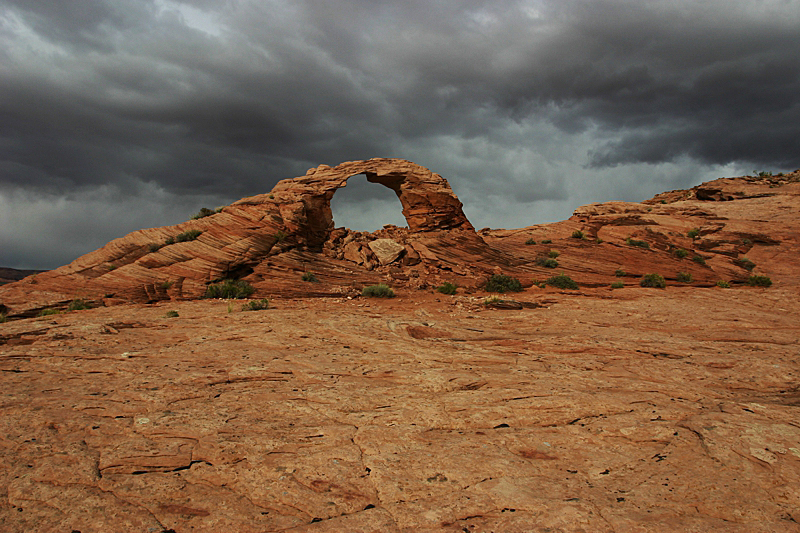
[1,0,799,268]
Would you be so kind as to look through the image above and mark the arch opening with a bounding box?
[329,174,407,232]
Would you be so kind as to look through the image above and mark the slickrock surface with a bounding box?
[1,286,799,532]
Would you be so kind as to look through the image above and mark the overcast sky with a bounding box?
[1,0,799,269]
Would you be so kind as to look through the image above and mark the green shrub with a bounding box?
[734,258,756,271]
[757,171,772,177]
[165,310,179,318]
[164,236,175,245]
[176,229,202,243]
[541,239,552,244]
[192,207,215,220]
[525,238,536,245]
[362,284,395,298]
[242,299,269,311]
[483,295,501,306]
[687,228,700,239]
[692,255,706,265]
[571,230,585,239]
[301,272,319,282]
[676,272,693,283]
[67,299,90,311]
[437,282,457,295]
[39,309,61,317]
[149,243,162,253]
[0,312,7,323]
[160,281,173,290]
[615,269,626,277]
[611,281,624,289]
[484,274,523,293]
[536,257,559,268]
[716,280,731,288]
[274,230,287,243]
[626,238,650,249]
[660,200,667,204]
[640,273,666,288]
[674,248,688,259]
[595,238,603,244]
[205,279,256,299]
[747,275,772,287]
[545,274,578,290]
[548,250,560,258]
[741,238,752,246]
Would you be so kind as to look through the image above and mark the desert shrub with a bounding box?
[571,230,585,239]
[541,239,552,244]
[687,228,700,239]
[39,309,61,317]
[437,282,457,295]
[674,248,688,259]
[615,269,626,277]
[525,238,536,245]
[692,255,706,265]
[165,310,179,318]
[484,295,501,306]
[611,281,624,289]
[160,281,173,289]
[548,250,560,258]
[362,284,395,298]
[274,230,287,243]
[192,207,215,220]
[757,171,772,177]
[741,238,752,246]
[242,299,269,311]
[67,299,90,311]
[734,258,756,271]
[595,238,603,244]
[747,275,772,287]
[215,206,225,213]
[176,229,202,243]
[640,273,666,288]
[536,258,559,268]
[301,272,319,282]
[545,274,578,290]
[626,238,650,249]
[0,313,7,323]
[716,280,731,288]
[484,274,523,293]
[676,272,693,283]
[164,236,175,245]
[148,243,162,253]
[205,279,255,299]
[660,200,667,204]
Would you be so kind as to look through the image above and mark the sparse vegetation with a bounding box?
[687,228,700,239]
[301,272,319,282]
[747,275,772,287]
[192,207,215,220]
[741,238,752,246]
[756,171,773,177]
[0,313,7,323]
[615,269,626,277]
[525,238,536,245]
[640,273,666,288]
[205,279,255,299]
[160,281,173,290]
[149,243,162,253]
[484,274,523,293]
[674,248,688,259]
[536,257,559,268]
[595,238,603,244]
[39,309,61,317]
[716,280,731,288]
[734,258,756,271]
[164,236,175,246]
[545,273,578,290]
[571,230,585,239]
[626,238,650,249]
[692,255,706,265]
[541,239,552,244]
[362,284,395,298]
[676,272,693,283]
[67,299,91,311]
[483,295,501,306]
[437,282,457,295]
[176,229,202,243]
[274,230,287,243]
[165,310,179,318]
[242,299,270,311]
[611,281,624,289]
[548,250,560,258]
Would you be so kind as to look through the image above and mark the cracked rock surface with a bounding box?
[2,285,799,532]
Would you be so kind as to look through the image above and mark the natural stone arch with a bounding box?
[269,158,475,247]
[329,173,407,231]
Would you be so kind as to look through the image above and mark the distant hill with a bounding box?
[0,267,47,285]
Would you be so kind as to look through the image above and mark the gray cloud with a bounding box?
[1,0,798,268]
